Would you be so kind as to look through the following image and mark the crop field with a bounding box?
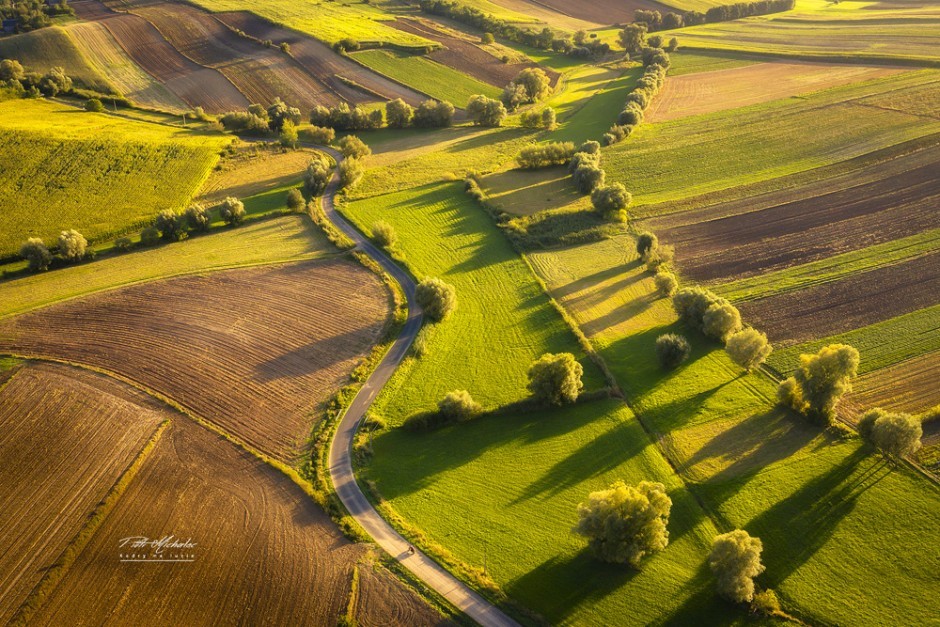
[197,145,315,203]
[666,50,757,77]
[215,11,426,105]
[0,362,170,623]
[0,258,390,462]
[68,21,188,111]
[73,0,250,112]
[0,99,227,258]
[843,350,940,416]
[0,25,116,93]
[32,417,441,625]
[352,49,502,106]
[645,61,902,122]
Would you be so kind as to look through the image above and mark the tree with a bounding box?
[636,231,658,259]
[785,344,859,423]
[339,157,364,189]
[57,229,87,262]
[481,32,495,44]
[219,197,246,226]
[512,67,552,103]
[702,301,742,342]
[0,59,24,83]
[266,97,301,132]
[672,286,722,330]
[183,204,211,231]
[279,120,298,148]
[386,98,414,128]
[861,409,922,461]
[286,188,304,212]
[574,480,671,567]
[591,183,631,221]
[572,164,605,194]
[336,135,371,159]
[709,530,765,603]
[300,125,335,145]
[656,333,691,369]
[527,352,583,405]
[644,244,674,273]
[413,99,454,128]
[155,209,186,241]
[467,95,507,127]
[662,12,684,29]
[618,23,648,54]
[725,328,772,372]
[370,220,397,248]
[541,107,556,129]
[20,238,52,272]
[415,277,457,322]
[140,226,160,247]
[305,158,332,195]
[438,390,482,421]
[654,270,678,298]
[516,141,575,168]
[84,98,104,113]
[38,67,71,96]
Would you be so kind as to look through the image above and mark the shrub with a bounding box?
[618,101,644,126]
[139,226,161,247]
[572,164,605,194]
[413,99,455,128]
[636,231,658,258]
[286,188,305,212]
[309,102,381,131]
[667,37,679,51]
[709,530,765,603]
[370,220,397,248]
[184,204,211,231]
[337,135,371,159]
[438,390,482,422]
[579,140,601,155]
[590,183,631,221]
[220,110,269,134]
[702,301,742,342]
[662,12,684,29]
[673,286,722,329]
[305,158,333,195]
[38,67,72,96]
[219,197,246,226]
[505,67,551,106]
[751,589,781,616]
[20,238,52,272]
[299,125,335,145]
[386,98,414,128]
[155,209,187,241]
[279,120,298,148]
[516,141,575,169]
[656,333,690,369]
[644,244,674,272]
[725,328,772,371]
[57,229,87,262]
[527,352,583,405]
[654,270,678,298]
[857,407,885,442]
[540,107,556,129]
[415,277,457,322]
[84,98,104,113]
[862,409,922,460]
[777,377,806,413]
[790,344,859,423]
[114,236,133,252]
[574,480,671,567]
[0,59,24,82]
[338,157,364,189]
[467,94,507,127]
[481,32,495,44]
[618,23,648,54]
[335,37,361,52]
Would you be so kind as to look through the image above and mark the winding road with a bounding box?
[319,148,520,627]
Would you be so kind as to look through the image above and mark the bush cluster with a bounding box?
[385,98,414,128]
[519,107,556,129]
[527,352,583,406]
[591,183,631,223]
[336,135,371,159]
[656,333,690,370]
[466,94,507,127]
[604,49,669,146]
[416,277,457,322]
[309,103,382,131]
[402,389,483,431]
[304,156,333,196]
[501,68,552,110]
[221,100,301,134]
[858,408,922,461]
[568,142,606,194]
[778,344,859,424]
[672,287,743,342]
[298,125,335,145]
[413,99,456,128]
[516,141,575,169]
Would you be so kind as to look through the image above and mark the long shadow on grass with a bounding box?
[551,260,635,299]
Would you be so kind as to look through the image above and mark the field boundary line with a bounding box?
[9,418,171,626]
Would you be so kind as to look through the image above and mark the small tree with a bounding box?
[185,203,212,231]
[339,157,364,189]
[467,95,507,127]
[279,120,298,148]
[139,226,161,247]
[114,237,133,252]
[0,59,24,82]
[636,231,658,259]
[527,352,583,406]
[574,480,671,567]
[702,301,742,343]
[415,277,457,322]
[591,183,631,222]
[386,98,414,128]
[337,135,371,159]
[656,333,690,369]
[572,164,605,194]
[286,188,304,212]
[861,408,922,461]
[155,209,187,241]
[300,125,335,145]
[618,23,648,54]
[20,238,52,272]
[541,107,557,129]
[219,197,246,226]
[370,220,397,248]
[57,229,87,262]
[725,328,772,372]
[84,98,105,113]
[709,530,765,604]
[654,270,678,298]
[438,390,482,422]
[481,32,495,44]
[644,244,674,273]
[305,158,332,195]
[413,99,455,128]
[786,344,860,423]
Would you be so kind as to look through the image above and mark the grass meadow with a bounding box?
[0,26,115,93]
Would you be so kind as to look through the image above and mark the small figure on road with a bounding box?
[408,545,416,556]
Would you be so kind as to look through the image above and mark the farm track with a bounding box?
[72,0,247,112]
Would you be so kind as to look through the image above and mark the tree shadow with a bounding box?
[253,325,384,381]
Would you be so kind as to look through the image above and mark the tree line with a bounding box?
[634,0,795,32]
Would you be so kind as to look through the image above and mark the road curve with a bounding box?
[319,147,520,627]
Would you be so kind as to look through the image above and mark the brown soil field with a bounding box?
[738,251,940,345]
[197,144,314,203]
[490,0,662,29]
[390,18,559,89]
[0,258,390,462]
[72,0,248,112]
[115,0,334,111]
[32,418,446,626]
[216,11,428,106]
[842,350,940,418]
[646,62,903,123]
[0,362,170,623]
[649,139,940,282]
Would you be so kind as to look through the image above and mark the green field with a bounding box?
[0,215,332,319]
[0,26,115,93]
[666,50,758,77]
[0,99,228,258]
[351,49,502,105]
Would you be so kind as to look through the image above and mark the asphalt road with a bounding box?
[319,147,520,627]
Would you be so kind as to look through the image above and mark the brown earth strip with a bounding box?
[738,251,940,345]
[489,0,666,28]
[216,11,428,106]
[841,350,940,418]
[31,418,446,626]
[72,0,248,112]
[0,258,391,462]
[0,363,170,623]
[651,142,940,282]
[390,18,559,89]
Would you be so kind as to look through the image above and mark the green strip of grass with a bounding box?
[715,229,940,302]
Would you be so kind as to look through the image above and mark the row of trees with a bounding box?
[220,99,302,136]
[635,0,794,33]
[515,141,575,169]
[605,43,670,146]
[0,60,74,98]
[309,98,456,131]
[19,230,88,272]
[0,1,73,33]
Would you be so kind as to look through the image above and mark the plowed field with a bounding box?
[0,259,390,462]
[489,0,664,29]
[843,350,940,417]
